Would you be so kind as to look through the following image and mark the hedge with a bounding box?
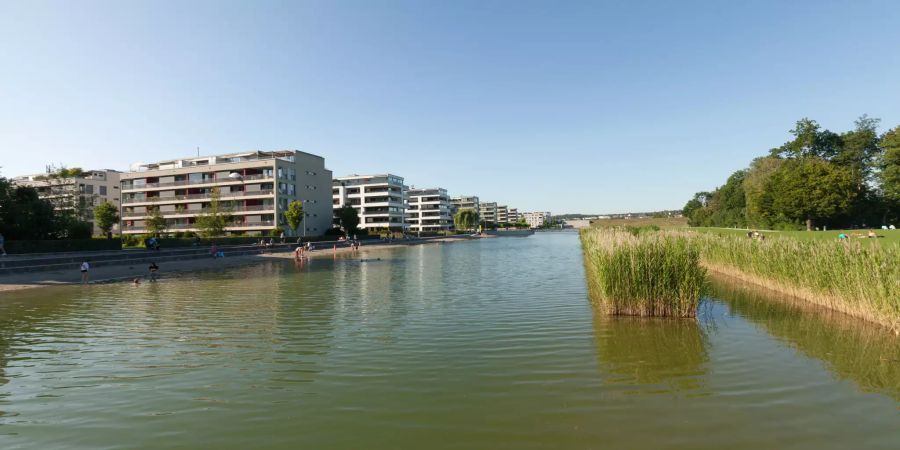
[5,238,123,254]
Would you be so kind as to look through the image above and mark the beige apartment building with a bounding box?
[119,150,333,236]
[12,169,121,235]
[450,195,480,217]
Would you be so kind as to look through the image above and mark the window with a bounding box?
[99,186,107,195]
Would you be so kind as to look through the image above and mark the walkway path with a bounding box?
[0,236,477,293]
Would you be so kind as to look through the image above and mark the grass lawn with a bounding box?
[590,216,688,229]
[690,227,900,245]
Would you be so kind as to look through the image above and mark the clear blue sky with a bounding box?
[2,0,899,214]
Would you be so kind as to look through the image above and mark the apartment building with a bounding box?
[13,169,121,235]
[450,195,480,216]
[522,211,552,228]
[508,208,519,223]
[480,202,498,224]
[332,174,408,231]
[496,205,509,224]
[407,188,453,232]
[119,150,333,236]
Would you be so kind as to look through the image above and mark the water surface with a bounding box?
[0,233,897,449]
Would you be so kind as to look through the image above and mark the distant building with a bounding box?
[333,174,408,231]
[480,202,498,225]
[508,208,519,223]
[13,169,121,235]
[450,195,480,218]
[522,211,551,228]
[119,150,333,236]
[496,205,509,224]
[407,188,452,232]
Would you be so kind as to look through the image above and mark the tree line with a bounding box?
[683,116,900,230]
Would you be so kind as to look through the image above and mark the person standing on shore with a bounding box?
[80,260,90,284]
[0,232,6,256]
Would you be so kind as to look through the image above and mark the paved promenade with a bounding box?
[0,236,478,293]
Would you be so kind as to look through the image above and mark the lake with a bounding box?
[0,232,897,449]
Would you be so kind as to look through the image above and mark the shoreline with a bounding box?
[702,262,899,334]
[0,237,475,294]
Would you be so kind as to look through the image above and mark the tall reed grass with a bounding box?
[681,231,900,332]
[579,228,706,317]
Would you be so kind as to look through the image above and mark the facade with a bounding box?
[332,174,408,231]
[522,211,552,228]
[407,188,452,232]
[119,150,333,236]
[496,205,509,224]
[13,169,121,235]
[508,208,519,223]
[480,202,498,225]
[450,196,480,216]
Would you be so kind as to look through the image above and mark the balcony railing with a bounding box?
[122,173,273,191]
[122,189,275,205]
[122,220,276,231]
[122,204,275,218]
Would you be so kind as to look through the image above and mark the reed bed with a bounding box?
[579,228,706,317]
[680,231,900,333]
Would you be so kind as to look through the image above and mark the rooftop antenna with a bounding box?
[197,146,200,157]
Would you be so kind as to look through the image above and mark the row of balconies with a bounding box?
[121,173,273,192]
[122,220,276,233]
[122,189,275,205]
[122,204,275,219]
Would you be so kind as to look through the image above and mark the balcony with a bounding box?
[121,173,273,192]
[122,204,275,219]
[122,220,276,233]
[122,189,275,206]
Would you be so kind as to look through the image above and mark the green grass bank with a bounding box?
[579,228,706,317]
[681,231,900,333]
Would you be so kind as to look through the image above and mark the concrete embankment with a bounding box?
[0,235,479,293]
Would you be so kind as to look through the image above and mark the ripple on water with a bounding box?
[0,234,898,449]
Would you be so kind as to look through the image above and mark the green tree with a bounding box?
[766,158,857,230]
[772,118,841,159]
[682,192,712,226]
[93,201,119,237]
[284,200,304,235]
[454,208,479,231]
[743,156,784,228]
[145,206,168,236]
[194,188,233,237]
[879,126,900,221]
[336,205,360,234]
[0,178,58,239]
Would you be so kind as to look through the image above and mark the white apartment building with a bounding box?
[508,208,519,223]
[407,188,452,232]
[522,211,552,228]
[119,150,333,236]
[332,174,408,231]
[13,169,121,235]
[481,202,498,225]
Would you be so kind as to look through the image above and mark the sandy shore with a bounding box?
[0,237,475,294]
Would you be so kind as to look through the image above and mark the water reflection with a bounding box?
[593,314,709,394]
[708,274,900,401]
